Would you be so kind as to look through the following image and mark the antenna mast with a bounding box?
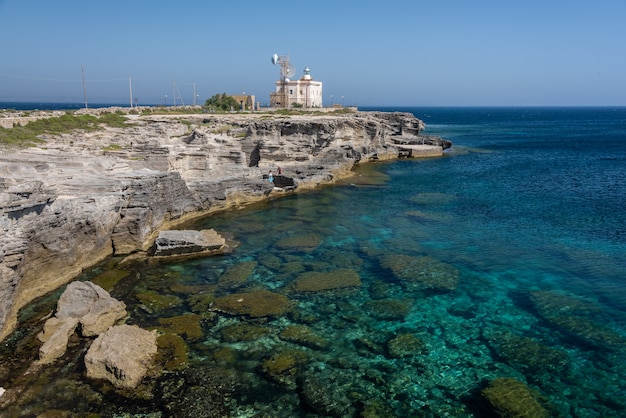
[129,77,133,108]
[81,64,88,109]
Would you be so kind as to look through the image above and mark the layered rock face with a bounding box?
[0,110,449,340]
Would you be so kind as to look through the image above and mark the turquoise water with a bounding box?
[3,107,626,417]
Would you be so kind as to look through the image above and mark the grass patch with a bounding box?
[0,111,130,147]
[142,106,207,115]
[102,144,123,152]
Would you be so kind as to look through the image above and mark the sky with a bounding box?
[1,0,625,106]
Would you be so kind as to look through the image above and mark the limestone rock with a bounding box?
[37,317,79,364]
[153,229,226,257]
[56,281,127,337]
[0,109,448,341]
[84,324,158,389]
[36,281,126,364]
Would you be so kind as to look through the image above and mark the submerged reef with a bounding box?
[380,254,459,291]
[482,377,552,418]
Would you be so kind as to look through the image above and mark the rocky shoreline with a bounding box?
[0,108,450,341]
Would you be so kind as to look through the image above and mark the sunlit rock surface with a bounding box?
[0,109,448,340]
[84,324,158,390]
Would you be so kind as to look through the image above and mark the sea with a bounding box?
[1,106,625,417]
[0,102,134,111]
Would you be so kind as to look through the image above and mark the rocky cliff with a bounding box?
[0,109,449,340]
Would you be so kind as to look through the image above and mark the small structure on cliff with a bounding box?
[270,54,323,108]
[230,94,255,111]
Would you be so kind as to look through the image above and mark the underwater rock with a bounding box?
[380,254,459,291]
[361,400,395,418]
[153,229,226,257]
[483,327,569,375]
[156,365,237,418]
[529,290,604,317]
[188,292,216,313]
[279,325,329,350]
[212,289,292,318]
[545,314,626,351]
[218,323,270,342]
[354,337,386,357]
[274,233,322,252]
[257,253,282,271]
[387,333,426,358]
[155,333,189,371]
[481,377,551,418]
[289,268,362,292]
[529,290,626,351]
[85,324,158,390]
[135,290,182,312]
[298,370,355,417]
[261,349,308,389]
[325,250,364,270]
[157,314,204,341]
[279,260,307,275]
[363,298,413,321]
[217,260,257,290]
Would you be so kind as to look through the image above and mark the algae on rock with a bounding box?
[212,289,292,318]
[289,268,362,292]
[482,377,552,418]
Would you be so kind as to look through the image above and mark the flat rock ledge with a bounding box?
[37,281,127,365]
[153,228,226,258]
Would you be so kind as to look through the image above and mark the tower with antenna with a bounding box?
[269,53,322,108]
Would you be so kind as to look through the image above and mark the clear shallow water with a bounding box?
[2,107,626,417]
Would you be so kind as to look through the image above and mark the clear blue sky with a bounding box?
[1,0,625,106]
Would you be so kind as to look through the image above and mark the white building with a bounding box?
[270,67,323,108]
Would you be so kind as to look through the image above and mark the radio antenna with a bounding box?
[81,64,88,109]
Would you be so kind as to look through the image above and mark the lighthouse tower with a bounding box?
[270,58,323,108]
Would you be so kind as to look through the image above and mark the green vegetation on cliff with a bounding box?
[204,93,240,112]
[0,112,129,147]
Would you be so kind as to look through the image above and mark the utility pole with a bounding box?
[81,64,88,109]
[129,77,133,108]
[193,82,197,106]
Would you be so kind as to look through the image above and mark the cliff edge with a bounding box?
[0,109,450,340]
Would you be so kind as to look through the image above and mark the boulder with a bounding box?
[153,229,226,257]
[37,317,79,364]
[55,281,127,337]
[37,281,127,364]
[84,324,158,389]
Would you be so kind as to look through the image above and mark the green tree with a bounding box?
[204,93,240,111]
